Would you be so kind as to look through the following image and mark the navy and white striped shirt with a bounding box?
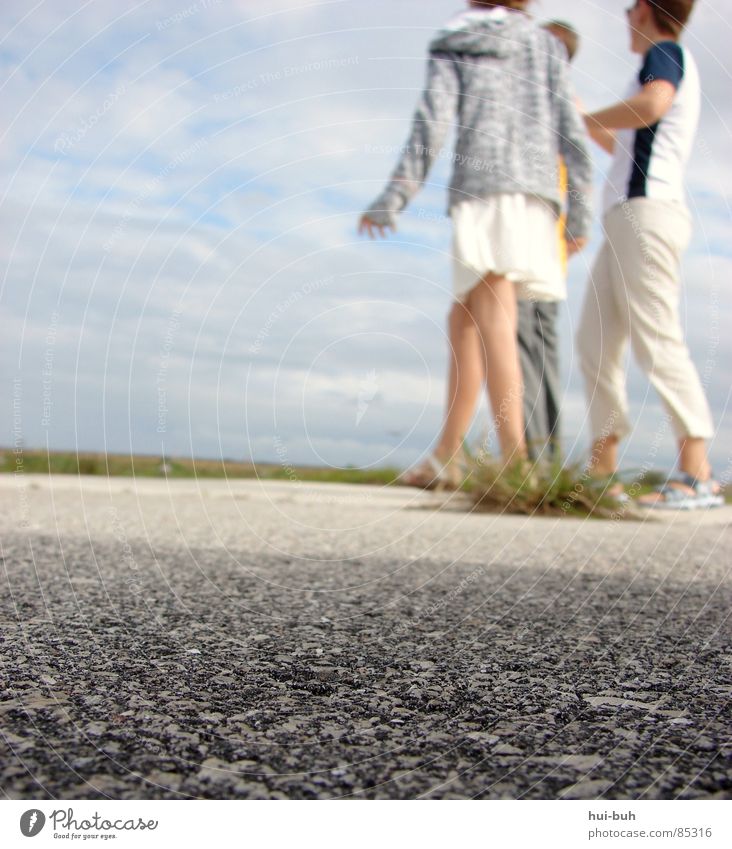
[604,41,700,214]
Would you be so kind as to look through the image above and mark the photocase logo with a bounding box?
[20,810,46,837]
[356,369,379,426]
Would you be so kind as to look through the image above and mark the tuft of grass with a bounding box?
[463,448,638,519]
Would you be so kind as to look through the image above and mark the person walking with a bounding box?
[359,0,593,488]
[578,0,723,509]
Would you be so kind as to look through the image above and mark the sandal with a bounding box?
[587,473,630,504]
[637,472,725,511]
[399,452,466,492]
[609,483,629,503]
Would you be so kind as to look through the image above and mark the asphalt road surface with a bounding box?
[1,475,730,800]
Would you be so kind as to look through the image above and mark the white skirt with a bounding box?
[451,193,565,303]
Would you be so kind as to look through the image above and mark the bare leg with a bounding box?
[588,434,620,477]
[467,273,526,462]
[678,437,712,481]
[586,433,713,484]
[433,300,484,462]
[588,434,712,479]
[400,300,484,488]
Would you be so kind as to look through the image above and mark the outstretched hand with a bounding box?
[358,214,395,240]
[566,236,588,258]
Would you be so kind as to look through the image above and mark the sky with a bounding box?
[1,0,730,477]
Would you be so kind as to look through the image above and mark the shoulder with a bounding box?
[640,41,685,87]
[539,27,570,95]
[537,24,568,73]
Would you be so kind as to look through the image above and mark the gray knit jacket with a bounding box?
[365,8,593,240]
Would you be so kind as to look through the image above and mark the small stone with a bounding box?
[494,744,523,755]
[559,779,614,799]
[314,666,338,681]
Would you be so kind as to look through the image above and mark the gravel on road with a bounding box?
[1,475,730,800]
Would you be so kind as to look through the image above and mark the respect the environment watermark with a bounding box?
[103,138,208,252]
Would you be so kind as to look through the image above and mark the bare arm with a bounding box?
[586,79,676,133]
[360,53,459,238]
[584,121,616,155]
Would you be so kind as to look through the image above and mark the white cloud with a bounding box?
[1,0,730,474]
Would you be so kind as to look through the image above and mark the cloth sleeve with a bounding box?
[550,45,594,242]
[639,41,684,88]
[363,52,460,228]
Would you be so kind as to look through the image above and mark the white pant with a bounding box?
[577,198,714,442]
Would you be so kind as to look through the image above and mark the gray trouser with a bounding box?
[517,300,560,460]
